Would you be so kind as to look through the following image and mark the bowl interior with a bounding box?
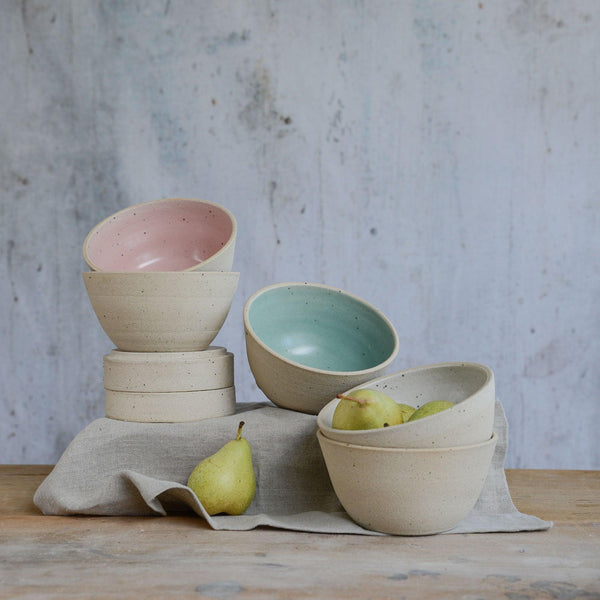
[246,284,397,372]
[84,199,235,271]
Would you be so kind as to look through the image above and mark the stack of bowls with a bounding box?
[82,198,239,423]
[316,362,498,535]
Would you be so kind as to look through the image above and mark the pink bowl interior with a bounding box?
[84,199,234,271]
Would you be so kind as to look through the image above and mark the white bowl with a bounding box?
[243,282,399,415]
[105,387,236,423]
[103,347,234,393]
[317,430,497,535]
[317,362,495,448]
[83,271,239,352]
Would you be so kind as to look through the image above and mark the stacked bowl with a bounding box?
[316,362,498,535]
[82,198,239,423]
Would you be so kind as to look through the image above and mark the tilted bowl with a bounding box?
[83,198,237,272]
[83,271,239,352]
[317,430,497,535]
[243,282,399,415]
[317,362,495,448]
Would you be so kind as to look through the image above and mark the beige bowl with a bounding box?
[243,282,399,415]
[83,271,239,352]
[103,347,234,393]
[317,362,495,448]
[317,430,497,535]
[105,387,236,423]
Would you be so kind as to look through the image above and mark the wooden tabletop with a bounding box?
[0,466,598,599]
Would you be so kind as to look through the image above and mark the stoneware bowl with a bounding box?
[317,362,495,448]
[317,430,497,535]
[83,198,237,272]
[103,347,234,393]
[105,387,236,423]
[243,282,399,414]
[83,271,239,352]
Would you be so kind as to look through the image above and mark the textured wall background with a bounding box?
[1,1,598,468]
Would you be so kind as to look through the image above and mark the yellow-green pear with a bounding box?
[187,421,256,516]
[397,403,416,422]
[332,388,405,430]
[407,400,454,422]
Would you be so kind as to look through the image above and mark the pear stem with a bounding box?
[336,393,368,406]
[236,421,245,441]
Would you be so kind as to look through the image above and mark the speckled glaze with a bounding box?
[83,271,239,352]
[103,347,234,393]
[317,362,495,448]
[243,282,399,414]
[83,198,237,272]
[105,386,236,423]
[317,430,497,535]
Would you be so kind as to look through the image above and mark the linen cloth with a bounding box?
[34,399,552,535]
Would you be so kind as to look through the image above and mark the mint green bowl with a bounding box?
[243,282,399,414]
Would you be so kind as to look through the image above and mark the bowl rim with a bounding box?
[82,270,240,278]
[316,361,495,435]
[243,281,399,376]
[82,197,238,272]
[316,429,497,453]
[104,346,230,362]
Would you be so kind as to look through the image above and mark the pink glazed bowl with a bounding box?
[83,198,237,272]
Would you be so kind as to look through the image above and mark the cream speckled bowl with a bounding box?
[317,430,497,536]
[103,347,234,393]
[83,271,239,352]
[317,362,495,448]
[105,387,236,423]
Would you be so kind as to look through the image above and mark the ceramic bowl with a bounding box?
[83,198,237,272]
[83,271,239,352]
[105,387,236,423]
[317,430,497,535]
[243,282,399,414]
[103,347,234,393]
[317,362,495,448]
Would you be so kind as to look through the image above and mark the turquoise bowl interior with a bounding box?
[246,283,398,372]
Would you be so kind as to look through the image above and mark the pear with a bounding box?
[332,388,405,430]
[407,400,454,422]
[397,403,416,422]
[187,421,256,516]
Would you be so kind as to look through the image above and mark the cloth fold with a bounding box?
[34,399,551,535]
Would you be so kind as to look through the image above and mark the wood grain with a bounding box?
[0,467,598,599]
[2,2,599,472]
[506,469,600,524]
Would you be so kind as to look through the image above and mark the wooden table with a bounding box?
[0,467,598,599]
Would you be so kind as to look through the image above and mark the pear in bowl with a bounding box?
[318,362,495,448]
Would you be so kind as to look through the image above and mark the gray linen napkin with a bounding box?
[33,399,551,535]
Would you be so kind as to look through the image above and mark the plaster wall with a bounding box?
[1,1,598,467]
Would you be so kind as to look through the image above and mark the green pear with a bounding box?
[187,421,256,516]
[332,388,405,430]
[397,403,416,422]
[407,400,454,422]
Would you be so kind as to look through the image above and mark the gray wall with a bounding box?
[1,1,598,468]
